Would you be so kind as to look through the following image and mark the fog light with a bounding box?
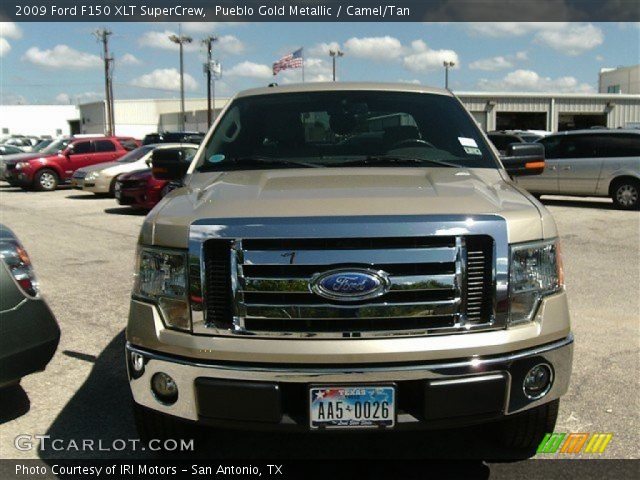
[130,352,145,373]
[151,372,178,405]
[523,364,553,399]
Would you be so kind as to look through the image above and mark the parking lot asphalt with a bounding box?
[0,184,638,472]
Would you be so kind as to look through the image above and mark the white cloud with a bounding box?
[398,79,421,85]
[0,22,22,40]
[309,41,341,57]
[22,45,102,69]
[0,93,27,105]
[226,61,273,79]
[469,51,528,71]
[478,69,594,93]
[55,93,71,104]
[217,35,244,55]
[120,53,141,66]
[469,56,512,71]
[138,30,200,52]
[181,22,249,34]
[344,36,403,61]
[534,24,604,56]
[131,68,198,92]
[403,40,458,72]
[0,37,10,57]
[466,22,566,38]
[596,54,605,61]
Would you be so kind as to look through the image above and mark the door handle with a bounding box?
[562,166,571,171]
[550,166,557,171]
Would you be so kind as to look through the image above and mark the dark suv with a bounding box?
[142,132,205,146]
[3,136,139,191]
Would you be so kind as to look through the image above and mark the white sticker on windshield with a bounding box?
[458,137,478,148]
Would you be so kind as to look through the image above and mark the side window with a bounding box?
[72,141,93,154]
[539,137,562,159]
[94,140,116,152]
[557,136,596,159]
[598,134,640,158]
[119,139,138,151]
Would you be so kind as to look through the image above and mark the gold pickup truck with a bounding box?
[125,83,572,453]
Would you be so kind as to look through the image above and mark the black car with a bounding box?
[142,131,205,146]
[0,225,60,389]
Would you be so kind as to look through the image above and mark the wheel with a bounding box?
[496,399,559,452]
[611,179,639,210]
[34,169,59,191]
[132,402,201,446]
[108,178,118,197]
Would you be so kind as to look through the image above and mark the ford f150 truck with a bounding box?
[126,83,572,453]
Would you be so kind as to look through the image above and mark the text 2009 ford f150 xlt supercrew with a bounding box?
[125,83,572,453]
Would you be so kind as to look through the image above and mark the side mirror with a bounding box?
[151,148,191,181]
[64,145,74,156]
[501,143,545,177]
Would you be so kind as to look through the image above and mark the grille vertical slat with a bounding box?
[203,240,234,328]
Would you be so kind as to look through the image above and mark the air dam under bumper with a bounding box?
[126,335,573,431]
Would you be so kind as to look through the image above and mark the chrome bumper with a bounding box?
[126,334,573,429]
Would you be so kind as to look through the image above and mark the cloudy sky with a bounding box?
[0,21,638,104]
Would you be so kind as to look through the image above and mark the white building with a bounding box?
[598,65,640,94]
[78,98,230,138]
[457,92,640,132]
[0,105,79,137]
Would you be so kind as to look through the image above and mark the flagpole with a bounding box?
[301,47,305,83]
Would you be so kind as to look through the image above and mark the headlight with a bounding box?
[133,247,190,331]
[85,171,99,181]
[509,239,563,324]
[15,162,30,170]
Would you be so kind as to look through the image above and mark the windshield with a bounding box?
[40,138,71,154]
[198,91,498,172]
[117,145,155,163]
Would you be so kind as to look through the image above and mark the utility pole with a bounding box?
[169,29,193,131]
[202,36,218,128]
[443,60,455,90]
[329,49,344,82]
[94,28,114,136]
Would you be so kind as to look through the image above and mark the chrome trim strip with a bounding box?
[126,334,573,374]
[244,299,460,319]
[242,247,457,266]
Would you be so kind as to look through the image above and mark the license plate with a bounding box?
[309,386,395,429]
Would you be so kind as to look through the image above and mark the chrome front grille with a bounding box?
[200,235,495,338]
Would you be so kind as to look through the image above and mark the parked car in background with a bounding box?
[2,136,140,191]
[515,130,640,209]
[2,136,38,152]
[115,144,197,210]
[142,131,205,145]
[32,139,54,152]
[0,224,60,389]
[72,143,195,196]
[0,145,25,157]
[487,131,526,155]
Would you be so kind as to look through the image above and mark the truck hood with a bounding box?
[146,167,556,248]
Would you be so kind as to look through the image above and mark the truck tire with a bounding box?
[132,402,200,447]
[34,169,59,191]
[611,178,639,210]
[497,399,559,452]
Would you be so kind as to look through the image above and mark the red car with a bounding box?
[115,169,171,210]
[3,136,139,191]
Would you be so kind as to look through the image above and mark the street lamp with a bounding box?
[169,33,193,131]
[443,60,455,90]
[329,49,344,82]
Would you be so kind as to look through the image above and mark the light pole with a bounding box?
[202,36,218,128]
[443,60,455,90]
[329,49,344,82]
[169,32,193,131]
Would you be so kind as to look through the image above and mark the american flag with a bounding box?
[272,48,304,75]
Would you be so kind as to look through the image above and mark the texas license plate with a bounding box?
[309,386,395,429]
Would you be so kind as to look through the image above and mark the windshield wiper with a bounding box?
[339,155,462,169]
[230,156,324,169]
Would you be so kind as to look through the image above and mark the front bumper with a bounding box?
[72,176,111,193]
[126,334,573,431]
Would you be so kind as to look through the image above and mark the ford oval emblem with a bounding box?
[310,268,390,301]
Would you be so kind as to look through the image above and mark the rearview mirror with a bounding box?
[501,143,545,177]
[151,148,191,181]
